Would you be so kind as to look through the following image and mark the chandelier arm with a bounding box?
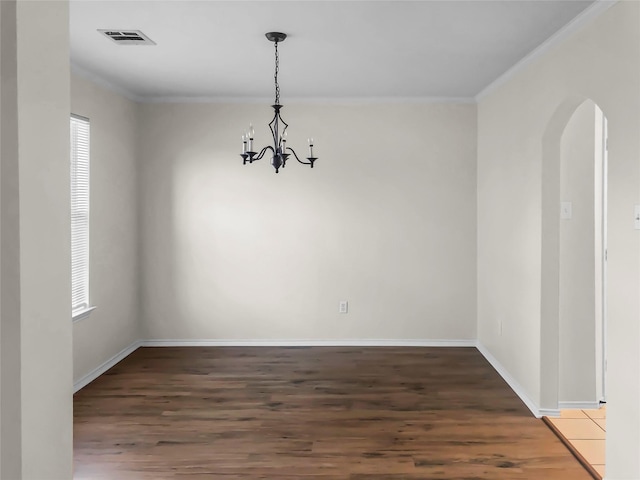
[287,147,316,168]
[254,145,274,162]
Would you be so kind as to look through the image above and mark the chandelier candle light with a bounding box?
[240,32,318,174]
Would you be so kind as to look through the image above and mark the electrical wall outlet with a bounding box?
[339,301,348,314]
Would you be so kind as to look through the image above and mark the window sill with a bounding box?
[72,306,97,323]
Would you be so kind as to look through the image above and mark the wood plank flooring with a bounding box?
[74,347,591,479]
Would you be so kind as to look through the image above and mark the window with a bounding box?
[70,115,93,319]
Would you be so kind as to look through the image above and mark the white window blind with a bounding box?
[70,115,90,315]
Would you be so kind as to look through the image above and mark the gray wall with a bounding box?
[71,73,141,385]
[477,2,640,476]
[1,1,73,477]
[138,102,478,341]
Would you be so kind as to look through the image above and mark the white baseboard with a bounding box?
[475,341,543,418]
[558,401,601,410]
[539,408,561,417]
[73,338,476,392]
[140,339,477,348]
[74,338,544,423]
[73,340,141,393]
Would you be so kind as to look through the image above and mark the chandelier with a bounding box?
[240,32,317,174]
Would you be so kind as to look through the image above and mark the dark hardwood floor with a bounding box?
[74,347,590,479]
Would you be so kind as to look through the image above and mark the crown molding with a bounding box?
[475,0,619,102]
[136,95,476,105]
[71,64,474,105]
[70,68,476,105]
[71,62,143,103]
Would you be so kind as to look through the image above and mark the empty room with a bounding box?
[0,0,639,479]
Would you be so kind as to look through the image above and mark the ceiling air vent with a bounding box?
[98,29,156,45]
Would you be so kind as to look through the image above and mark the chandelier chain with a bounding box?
[274,41,280,105]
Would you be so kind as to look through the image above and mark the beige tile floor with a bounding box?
[549,406,606,478]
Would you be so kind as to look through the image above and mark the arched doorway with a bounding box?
[540,97,609,475]
[557,99,607,407]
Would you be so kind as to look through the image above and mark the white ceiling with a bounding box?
[70,0,596,102]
